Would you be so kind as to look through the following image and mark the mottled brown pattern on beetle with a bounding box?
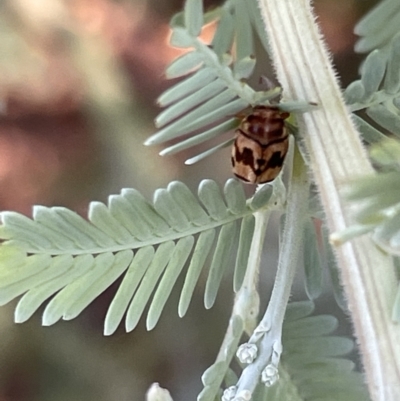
[231,106,289,184]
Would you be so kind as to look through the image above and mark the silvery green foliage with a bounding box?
[338,139,400,321]
[354,0,400,53]
[334,0,400,323]
[0,179,275,335]
[345,1,400,143]
[258,302,370,401]
[198,302,370,401]
[0,1,376,400]
[145,0,281,164]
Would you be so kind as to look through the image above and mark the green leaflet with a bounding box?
[233,56,256,80]
[211,9,234,57]
[344,80,366,104]
[361,49,386,98]
[198,179,230,221]
[384,33,400,94]
[233,0,254,61]
[282,315,338,338]
[184,138,235,165]
[284,300,315,321]
[168,181,210,226]
[184,0,203,37]
[0,179,277,332]
[166,51,204,79]
[204,221,238,309]
[233,215,255,292]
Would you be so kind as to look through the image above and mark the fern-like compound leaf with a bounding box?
[270,302,369,401]
[335,139,400,319]
[199,301,369,401]
[146,1,281,163]
[347,29,400,145]
[0,179,278,334]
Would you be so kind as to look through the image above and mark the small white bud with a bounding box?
[222,385,237,401]
[261,364,279,387]
[236,343,258,364]
[234,389,252,401]
[146,383,173,401]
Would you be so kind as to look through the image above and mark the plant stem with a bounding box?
[256,1,400,400]
[232,210,269,335]
[235,146,309,396]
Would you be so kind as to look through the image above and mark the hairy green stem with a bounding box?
[235,147,309,396]
[232,210,269,335]
[257,1,400,400]
[215,211,270,363]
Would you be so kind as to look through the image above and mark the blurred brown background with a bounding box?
[0,0,377,400]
